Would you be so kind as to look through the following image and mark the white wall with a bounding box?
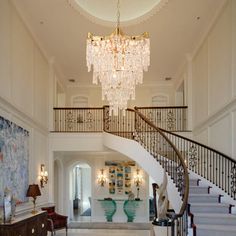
[64,83,175,107]
[65,87,103,107]
[175,0,236,160]
[130,84,175,107]
[0,0,50,212]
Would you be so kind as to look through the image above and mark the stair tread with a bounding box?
[189,177,200,180]
[194,213,236,218]
[196,224,236,231]
[190,202,229,207]
[190,186,208,188]
[189,193,219,197]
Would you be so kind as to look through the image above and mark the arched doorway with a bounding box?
[71,163,91,222]
[151,94,169,106]
[71,96,88,107]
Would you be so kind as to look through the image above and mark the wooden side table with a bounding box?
[0,211,47,236]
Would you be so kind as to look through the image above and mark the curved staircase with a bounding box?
[103,106,189,235]
[53,106,236,235]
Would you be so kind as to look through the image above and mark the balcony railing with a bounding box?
[53,106,188,132]
[54,107,103,132]
[136,106,188,131]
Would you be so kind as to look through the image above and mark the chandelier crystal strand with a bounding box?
[86,0,150,116]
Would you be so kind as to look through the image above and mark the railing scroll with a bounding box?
[54,107,103,132]
[136,106,188,131]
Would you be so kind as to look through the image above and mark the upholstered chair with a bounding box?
[41,206,68,236]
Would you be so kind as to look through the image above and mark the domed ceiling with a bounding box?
[67,0,169,26]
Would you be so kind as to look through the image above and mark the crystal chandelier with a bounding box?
[86,0,150,116]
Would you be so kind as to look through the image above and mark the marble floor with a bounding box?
[47,229,151,236]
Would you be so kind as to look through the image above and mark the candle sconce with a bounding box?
[39,164,48,188]
[134,169,143,187]
[134,168,143,200]
[97,169,106,187]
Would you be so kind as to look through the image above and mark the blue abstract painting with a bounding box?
[0,116,29,205]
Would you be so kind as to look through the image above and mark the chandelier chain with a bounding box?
[117,0,120,29]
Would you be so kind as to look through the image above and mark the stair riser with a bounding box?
[197,229,236,236]
[189,196,219,203]
[190,206,229,214]
[189,179,199,186]
[189,187,209,194]
[194,216,236,226]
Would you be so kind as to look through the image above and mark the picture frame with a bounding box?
[0,116,29,206]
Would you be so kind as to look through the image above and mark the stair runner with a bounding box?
[188,176,236,236]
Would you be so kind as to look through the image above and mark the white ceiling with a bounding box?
[13,0,224,87]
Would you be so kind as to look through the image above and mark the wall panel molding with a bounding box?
[208,0,232,115]
[0,96,48,135]
[208,113,232,156]
[193,98,236,135]
[232,0,236,98]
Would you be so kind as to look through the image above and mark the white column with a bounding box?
[48,149,54,204]
[48,57,55,131]
[153,225,172,236]
[186,54,193,131]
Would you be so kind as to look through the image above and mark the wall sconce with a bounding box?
[97,169,106,187]
[40,164,48,188]
[134,169,143,187]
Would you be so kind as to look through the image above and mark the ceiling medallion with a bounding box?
[86,0,150,116]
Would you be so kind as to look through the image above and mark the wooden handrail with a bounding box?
[133,108,189,217]
[136,106,188,109]
[53,107,103,110]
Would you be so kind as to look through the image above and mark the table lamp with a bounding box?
[26,184,41,214]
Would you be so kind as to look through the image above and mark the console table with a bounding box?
[0,211,47,236]
[123,200,140,222]
[98,199,142,222]
[98,199,117,222]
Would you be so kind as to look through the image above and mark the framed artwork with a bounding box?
[125,166,132,194]
[106,161,136,195]
[109,167,116,194]
[116,165,123,194]
[0,116,29,206]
